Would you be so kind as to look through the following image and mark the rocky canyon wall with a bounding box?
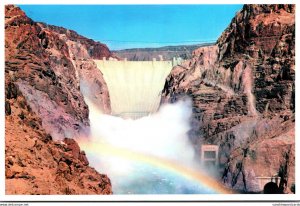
[5,5,112,194]
[161,4,295,193]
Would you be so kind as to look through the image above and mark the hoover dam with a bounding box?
[94,58,181,119]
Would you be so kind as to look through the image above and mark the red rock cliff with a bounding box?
[161,4,295,193]
[5,5,112,194]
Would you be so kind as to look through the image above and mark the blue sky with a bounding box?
[19,5,242,50]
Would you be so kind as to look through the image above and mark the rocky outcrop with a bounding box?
[5,83,112,194]
[5,5,112,194]
[217,4,295,114]
[5,5,112,139]
[161,4,295,193]
[218,4,295,62]
[39,23,114,60]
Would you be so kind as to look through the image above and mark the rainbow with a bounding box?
[78,140,233,194]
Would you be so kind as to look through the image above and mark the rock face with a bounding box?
[5,5,112,140]
[5,5,112,194]
[5,85,112,194]
[161,4,295,193]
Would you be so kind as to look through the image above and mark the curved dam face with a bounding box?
[94,59,175,119]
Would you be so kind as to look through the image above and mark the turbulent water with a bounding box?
[107,163,217,194]
[78,98,225,194]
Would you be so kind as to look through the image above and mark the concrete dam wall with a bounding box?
[94,59,178,119]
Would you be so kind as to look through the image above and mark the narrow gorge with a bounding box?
[4,4,295,195]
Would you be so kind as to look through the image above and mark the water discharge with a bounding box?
[78,98,231,194]
[78,59,231,194]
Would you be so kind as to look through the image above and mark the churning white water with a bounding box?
[77,60,226,194]
[78,98,224,194]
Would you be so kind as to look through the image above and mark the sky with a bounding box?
[19,5,243,50]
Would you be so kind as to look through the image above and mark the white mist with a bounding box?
[78,98,218,194]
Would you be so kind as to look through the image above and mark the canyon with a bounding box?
[4,4,295,194]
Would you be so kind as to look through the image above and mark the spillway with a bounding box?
[94,59,176,119]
